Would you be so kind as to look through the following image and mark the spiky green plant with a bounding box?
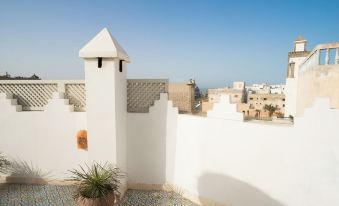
[0,152,10,174]
[7,159,49,178]
[69,163,124,200]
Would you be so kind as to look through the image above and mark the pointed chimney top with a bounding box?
[79,28,130,62]
[295,35,306,42]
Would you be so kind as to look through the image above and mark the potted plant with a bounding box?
[69,162,124,206]
[0,152,10,174]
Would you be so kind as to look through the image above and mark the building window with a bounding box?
[288,62,295,78]
[234,95,238,98]
[250,98,253,100]
[283,104,285,107]
[263,98,267,100]
[282,98,285,101]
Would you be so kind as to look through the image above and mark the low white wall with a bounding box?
[127,93,178,184]
[127,96,339,206]
[1,89,339,206]
[284,78,297,117]
[0,93,87,179]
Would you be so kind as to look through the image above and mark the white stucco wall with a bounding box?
[84,58,127,173]
[115,60,128,172]
[174,99,339,206]
[127,96,339,206]
[85,59,117,165]
[1,88,338,206]
[284,56,308,117]
[207,95,243,121]
[0,93,87,179]
[127,93,178,184]
[295,43,305,52]
[284,78,297,117]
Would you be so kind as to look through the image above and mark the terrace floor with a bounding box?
[0,184,198,206]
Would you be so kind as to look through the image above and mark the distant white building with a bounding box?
[246,83,285,94]
[270,84,285,94]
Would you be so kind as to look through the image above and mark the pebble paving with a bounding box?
[0,184,198,206]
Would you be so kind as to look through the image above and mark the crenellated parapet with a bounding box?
[296,42,339,116]
[207,95,243,121]
[0,92,22,113]
[299,42,339,73]
[0,79,170,113]
[0,80,85,111]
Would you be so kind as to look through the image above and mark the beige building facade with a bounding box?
[168,80,196,114]
[207,81,245,103]
[238,93,285,118]
[202,81,245,113]
[203,81,286,119]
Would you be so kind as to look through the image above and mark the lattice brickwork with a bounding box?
[0,83,58,110]
[127,79,168,113]
[0,79,168,113]
[65,83,86,111]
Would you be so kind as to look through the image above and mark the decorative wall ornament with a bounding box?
[77,130,88,150]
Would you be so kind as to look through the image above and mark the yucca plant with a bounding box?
[69,163,124,206]
[0,152,10,174]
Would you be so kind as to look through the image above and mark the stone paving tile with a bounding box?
[118,190,198,206]
[0,184,76,206]
[0,184,198,206]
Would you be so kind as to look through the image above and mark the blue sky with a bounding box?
[0,0,338,88]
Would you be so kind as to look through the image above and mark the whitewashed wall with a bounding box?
[284,55,308,117]
[1,87,339,206]
[127,93,178,184]
[0,93,87,179]
[127,96,339,206]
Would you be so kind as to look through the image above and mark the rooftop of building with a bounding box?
[295,35,306,42]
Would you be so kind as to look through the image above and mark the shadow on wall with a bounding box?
[198,173,284,206]
[5,159,50,184]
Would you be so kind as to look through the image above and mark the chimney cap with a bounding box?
[295,35,306,42]
[79,28,130,62]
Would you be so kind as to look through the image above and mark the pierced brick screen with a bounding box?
[127,79,168,113]
[65,83,86,112]
[0,80,85,111]
[0,79,168,113]
[0,82,58,110]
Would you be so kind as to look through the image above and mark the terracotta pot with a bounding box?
[76,192,116,206]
